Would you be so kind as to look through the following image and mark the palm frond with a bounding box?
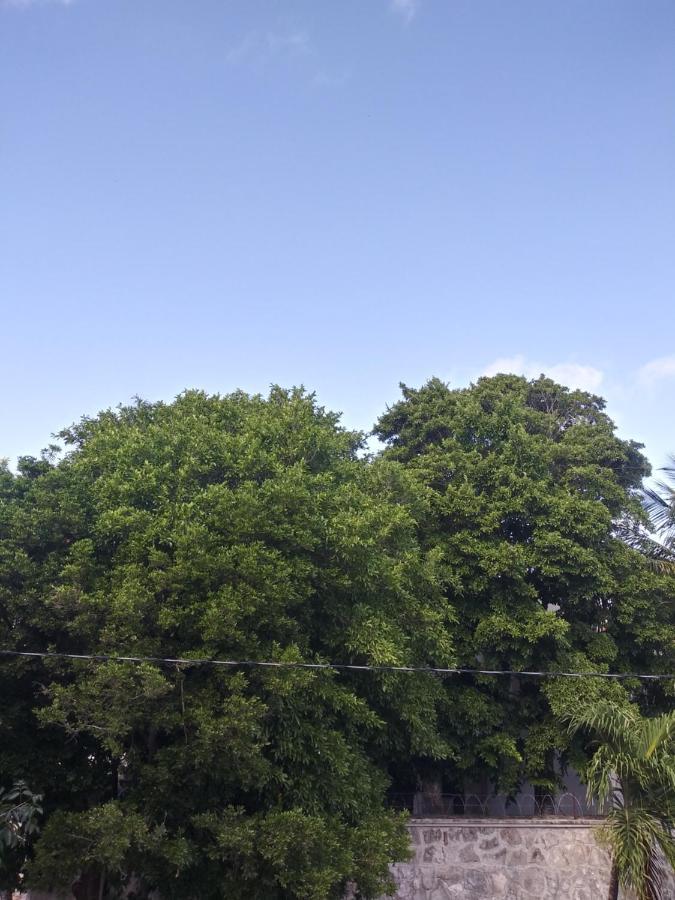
[643,456,675,539]
[638,713,675,761]
[567,702,675,898]
[615,521,675,573]
[643,488,675,533]
[566,703,638,749]
[603,807,669,900]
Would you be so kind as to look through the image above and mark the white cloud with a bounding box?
[225,34,258,66]
[390,0,419,23]
[481,355,604,393]
[545,363,605,392]
[266,30,311,55]
[226,29,312,67]
[1,0,72,7]
[638,356,675,386]
[482,355,531,378]
[313,67,352,89]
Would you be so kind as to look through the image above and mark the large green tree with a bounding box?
[0,388,455,899]
[2,377,673,896]
[374,375,675,795]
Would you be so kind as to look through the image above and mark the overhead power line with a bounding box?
[0,649,672,680]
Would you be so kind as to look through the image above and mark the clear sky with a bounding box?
[2,0,674,475]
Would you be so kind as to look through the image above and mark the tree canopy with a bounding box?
[375,375,675,793]
[0,376,673,898]
[0,388,454,899]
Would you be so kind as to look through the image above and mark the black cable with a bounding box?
[0,649,672,680]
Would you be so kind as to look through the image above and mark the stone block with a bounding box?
[459,846,480,864]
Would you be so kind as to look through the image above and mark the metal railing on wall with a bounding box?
[389,792,602,819]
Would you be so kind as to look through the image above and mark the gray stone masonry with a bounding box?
[381,818,675,900]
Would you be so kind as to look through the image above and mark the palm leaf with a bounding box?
[638,714,675,761]
[642,456,675,539]
[567,704,675,899]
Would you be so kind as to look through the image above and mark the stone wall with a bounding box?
[9,821,675,900]
[383,818,674,900]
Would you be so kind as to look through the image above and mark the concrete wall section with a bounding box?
[383,818,643,900]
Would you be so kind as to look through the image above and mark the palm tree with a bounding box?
[567,704,675,900]
[643,457,675,548]
[616,457,675,571]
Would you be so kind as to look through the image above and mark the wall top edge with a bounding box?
[407,817,604,828]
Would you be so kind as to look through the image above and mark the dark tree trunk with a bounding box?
[73,868,103,900]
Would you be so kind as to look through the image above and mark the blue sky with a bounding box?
[2,0,674,475]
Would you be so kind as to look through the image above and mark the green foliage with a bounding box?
[566,704,675,900]
[1,377,673,896]
[375,375,675,791]
[0,781,42,867]
[28,803,163,893]
[192,806,410,900]
[1,388,452,898]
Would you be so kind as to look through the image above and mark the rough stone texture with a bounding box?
[8,821,675,900]
[382,818,675,900]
